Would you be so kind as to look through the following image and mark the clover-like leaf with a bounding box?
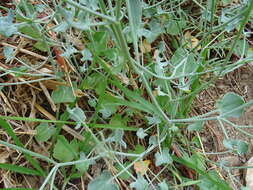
[136,128,148,139]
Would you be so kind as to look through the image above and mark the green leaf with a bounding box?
[188,121,204,132]
[109,114,129,130]
[173,155,231,190]
[130,174,149,190]
[19,26,40,39]
[155,148,173,166]
[33,41,48,52]
[51,86,76,104]
[75,153,91,173]
[3,46,14,62]
[79,131,97,154]
[128,145,145,161]
[223,139,248,155]
[35,123,56,142]
[88,171,119,190]
[217,92,245,118]
[166,20,181,35]
[53,135,78,162]
[80,0,99,10]
[198,170,229,190]
[0,163,41,176]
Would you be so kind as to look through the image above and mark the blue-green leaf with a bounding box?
[155,148,173,166]
[217,92,245,118]
[3,46,14,62]
[223,139,248,155]
[130,174,149,190]
[188,121,204,132]
[88,171,119,190]
[136,128,148,139]
[67,107,86,129]
[0,11,18,37]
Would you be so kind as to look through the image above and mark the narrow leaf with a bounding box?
[0,163,41,176]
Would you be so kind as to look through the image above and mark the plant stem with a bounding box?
[65,0,116,23]
[0,140,57,164]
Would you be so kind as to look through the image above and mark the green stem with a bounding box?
[65,0,116,23]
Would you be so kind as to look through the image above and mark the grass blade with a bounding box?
[0,163,42,176]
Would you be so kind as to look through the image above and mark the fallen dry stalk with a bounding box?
[0,42,48,61]
[34,103,84,141]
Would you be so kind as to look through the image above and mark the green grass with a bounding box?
[0,0,253,189]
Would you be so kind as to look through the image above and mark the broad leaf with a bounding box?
[67,107,86,129]
[51,86,76,104]
[188,121,204,132]
[130,174,149,190]
[158,181,169,190]
[0,11,18,37]
[75,153,91,173]
[35,123,56,142]
[216,92,244,118]
[223,139,248,155]
[88,171,119,190]
[53,135,78,162]
[107,129,127,148]
[155,148,173,166]
[136,128,148,139]
[3,46,14,62]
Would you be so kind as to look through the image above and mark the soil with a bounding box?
[196,64,253,189]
